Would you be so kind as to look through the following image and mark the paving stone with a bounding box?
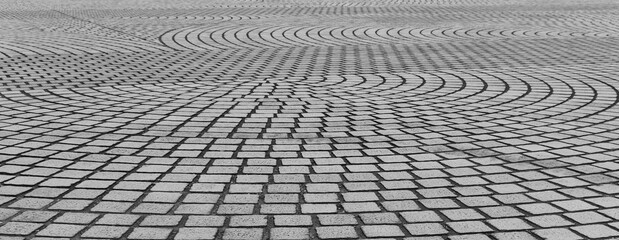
[405,223,448,236]
[480,206,523,218]
[533,228,585,240]
[441,209,484,221]
[222,228,263,240]
[343,202,382,212]
[184,216,225,227]
[0,222,42,235]
[403,237,444,240]
[316,226,358,239]
[270,227,310,240]
[140,215,182,226]
[9,198,53,209]
[49,199,92,211]
[492,231,537,240]
[571,224,619,238]
[229,215,267,227]
[143,192,182,202]
[132,203,174,214]
[448,234,493,240]
[302,204,337,214]
[260,204,297,214]
[304,193,339,203]
[54,212,98,224]
[564,211,611,224]
[36,224,85,237]
[360,212,401,224]
[266,194,299,203]
[318,214,358,225]
[91,202,133,213]
[362,225,405,237]
[382,200,419,211]
[400,211,443,223]
[175,204,214,214]
[128,227,172,239]
[96,214,140,225]
[380,190,417,200]
[174,228,218,240]
[271,215,310,227]
[81,226,129,238]
[217,204,254,214]
[517,203,563,215]
[224,194,259,203]
[487,218,533,230]
[447,221,493,233]
[12,211,57,222]
[526,215,573,227]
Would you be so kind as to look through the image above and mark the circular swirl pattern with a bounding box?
[0,35,169,57]
[1,64,619,238]
[160,24,616,50]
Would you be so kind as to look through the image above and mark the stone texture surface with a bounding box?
[1,0,619,239]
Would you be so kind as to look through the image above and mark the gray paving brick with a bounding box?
[493,231,537,240]
[533,228,583,240]
[185,216,226,227]
[527,215,573,227]
[96,214,140,226]
[319,214,358,225]
[223,228,263,240]
[405,223,448,236]
[174,227,218,240]
[401,211,443,223]
[36,224,85,237]
[0,222,42,235]
[447,221,493,233]
[487,218,533,230]
[274,215,313,226]
[360,212,400,224]
[229,215,267,227]
[571,224,619,238]
[128,227,172,239]
[302,204,337,214]
[362,225,405,237]
[270,227,310,240]
[316,226,358,239]
[140,215,182,226]
[81,226,129,238]
[12,211,57,222]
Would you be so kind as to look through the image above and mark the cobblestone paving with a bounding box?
[1,0,619,239]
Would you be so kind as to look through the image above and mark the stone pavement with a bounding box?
[1,0,619,239]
